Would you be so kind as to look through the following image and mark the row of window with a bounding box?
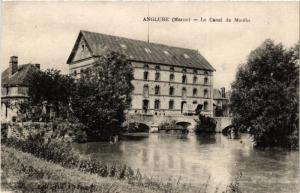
[142,99,209,111]
[144,64,209,75]
[143,85,209,98]
[143,71,208,84]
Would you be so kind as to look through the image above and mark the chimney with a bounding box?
[221,87,226,98]
[35,64,40,69]
[9,56,18,76]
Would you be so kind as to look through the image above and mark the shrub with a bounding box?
[1,123,8,139]
[125,122,150,133]
[1,146,153,193]
[195,115,216,133]
[158,120,177,130]
[2,136,135,180]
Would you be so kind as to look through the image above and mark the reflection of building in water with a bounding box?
[67,30,215,117]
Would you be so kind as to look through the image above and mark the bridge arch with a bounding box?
[176,121,192,129]
[127,122,150,132]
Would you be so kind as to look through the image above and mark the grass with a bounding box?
[1,145,202,193]
[1,136,242,193]
[1,145,154,193]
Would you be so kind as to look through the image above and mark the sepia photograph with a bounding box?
[0,1,299,193]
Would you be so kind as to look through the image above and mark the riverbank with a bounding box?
[2,145,205,193]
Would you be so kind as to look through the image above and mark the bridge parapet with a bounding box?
[126,114,232,133]
[127,114,198,132]
[213,117,232,132]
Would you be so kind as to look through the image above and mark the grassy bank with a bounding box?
[1,145,146,193]
[2,146,205,193]
[1,136,241,193]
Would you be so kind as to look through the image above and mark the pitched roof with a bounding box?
[67,30,215,71]
[1,64,40,86]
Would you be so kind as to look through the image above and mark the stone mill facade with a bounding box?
[66,30,215,117]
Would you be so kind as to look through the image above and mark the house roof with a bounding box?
[67,30,215,71]
[1,64,40,86]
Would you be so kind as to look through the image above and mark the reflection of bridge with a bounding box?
[127,114,232,133]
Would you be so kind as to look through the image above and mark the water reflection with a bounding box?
[73,133,299,193]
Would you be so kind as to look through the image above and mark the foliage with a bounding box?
[158,120,177,130]
[52,119,88,143]
[230,40,299,149]
[2,139,202,193]
[1,146,156,193]
[124,122,150,133]
[2,137,242,193]
[2,136,135,180]
[195,115,217,133]
[71,51,134,140]
[28,69,76,118]
[2,121,87,143]
[223,173,242,193]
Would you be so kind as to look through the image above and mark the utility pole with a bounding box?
[147,4,150,43]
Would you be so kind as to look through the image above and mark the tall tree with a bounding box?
[28,69,75,117]
[230,40,299,149]
[71,51,134,140]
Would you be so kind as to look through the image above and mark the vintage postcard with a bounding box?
[0,1,299,193]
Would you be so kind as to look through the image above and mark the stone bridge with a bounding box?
[126,114,232,133]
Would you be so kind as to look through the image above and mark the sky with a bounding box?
[1,2,299,89]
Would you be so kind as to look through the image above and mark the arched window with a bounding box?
[154,100,160,110]
[144,64,149,69]
[204,101,208,111]
[169,100,174,109]
[182,68,187,73]
[204,77,208,85]
[204,89,208,98]
[143,85,149,97]
[193,88,198,97]
[73,70,77,76]
[155,65,160,71]
[155,85,160,95]
[155,72,160,81]
[170,67,175,72]
[169,86,174,96]
[193,69,198,74]
[169,73,174,81]
[182,87,187,98]
[193,76,197,84]
[182,74,187,83]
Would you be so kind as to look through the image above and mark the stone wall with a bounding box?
[3,122,75,142]
[214,117,232,132]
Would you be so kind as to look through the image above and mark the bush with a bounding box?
[1,146,154,193]
[2,136,136,180]
[158,120,177,130]
[125,122,150,133]
[195,115,216,133]
[1,123,9,139]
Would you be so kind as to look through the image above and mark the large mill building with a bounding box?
[67,30,215,117]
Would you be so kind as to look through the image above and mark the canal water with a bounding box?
[73,133,299,193]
